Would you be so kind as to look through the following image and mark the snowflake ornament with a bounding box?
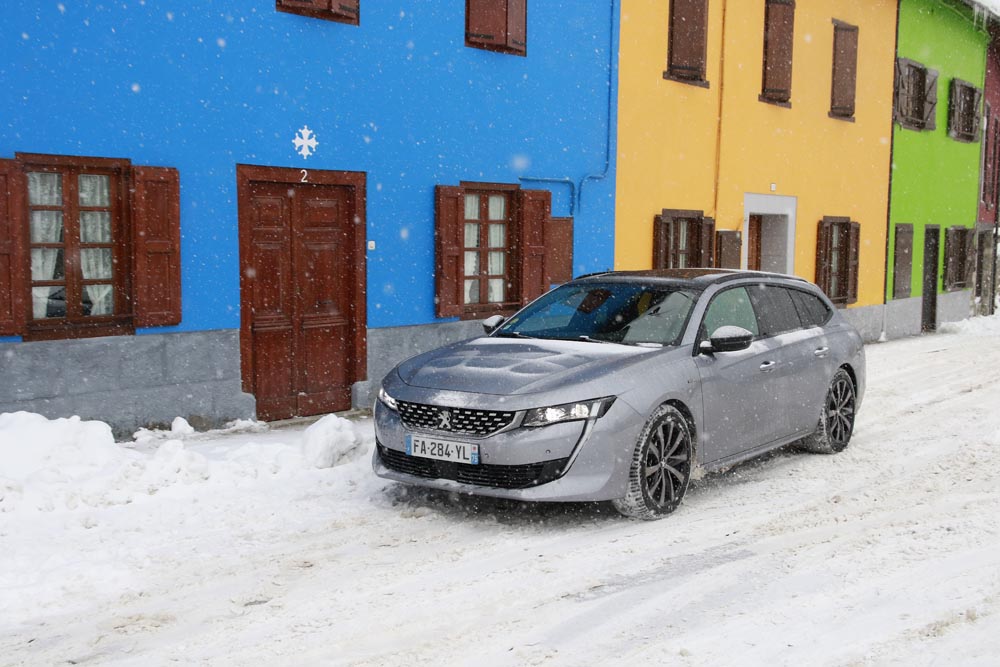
[293,126,318,159]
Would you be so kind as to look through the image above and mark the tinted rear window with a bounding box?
[788,288,832,327]
[747,284,802,336]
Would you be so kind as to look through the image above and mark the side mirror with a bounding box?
[482,314,506,335]
[701,325,754,354]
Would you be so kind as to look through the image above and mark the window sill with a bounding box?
[24,317,135,341]
[458,303,521,321]
[896,117,928,132]
[759,95,791,109]
[662,71,710,89]
[829,112,856,123]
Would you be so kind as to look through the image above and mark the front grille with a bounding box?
[377,444,568,490]
[397,401,516,437]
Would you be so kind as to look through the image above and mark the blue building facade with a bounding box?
[0,1,618,433]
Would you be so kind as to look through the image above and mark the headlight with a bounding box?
[522,397,616,427]
[378,386,399,411]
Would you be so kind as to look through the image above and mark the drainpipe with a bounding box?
[576,0,619,211]
[881,0,904,341]
[711,0,730,223]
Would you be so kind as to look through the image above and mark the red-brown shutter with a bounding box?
[815,218,832,295]
[652,214,667,269]
[434,185,464,318]
[698,217,715,266]
[923,69,939,131]
[847,220,860,304]
[466,0,507,49]
[0,159,26,335]
[132,166,182,327]
[668,0,708,82]
[518,188,550,304]
[277,0,331,11]
[715,230,742,268]
[506,0,526,54]
[544,216,573,286]
[831,21,858,118]
[761,0,795,104]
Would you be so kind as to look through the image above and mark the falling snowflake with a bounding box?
[293,126,318,159]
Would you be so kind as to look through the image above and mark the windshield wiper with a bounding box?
[494,331,536,339]
[577,335,615,344]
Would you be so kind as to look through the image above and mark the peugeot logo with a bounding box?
[437,409,453,431]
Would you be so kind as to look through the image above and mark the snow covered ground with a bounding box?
[2,317,1000,667]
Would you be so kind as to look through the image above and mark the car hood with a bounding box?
[395,337,659,396]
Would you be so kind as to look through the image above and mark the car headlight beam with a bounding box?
[522,397,616,428]
[378,386,399,411]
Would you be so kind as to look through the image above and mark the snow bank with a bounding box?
[0,411,366,515]
[939,313,1000,335]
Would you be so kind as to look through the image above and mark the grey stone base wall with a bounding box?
[0,329,255,439]
[353,319,483,409]
[842,290,975,343]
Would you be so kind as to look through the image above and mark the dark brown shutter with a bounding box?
[815,218,832,295]
[892,224,914,299]
[652,214,667,269]
[0,159,26,335]
[973,88,983,142]
[830,21,858,118]
[943,227,956,290]
[132,166,182,327]
[761,0,795,104]
[847,221,860,304]
[466,0,507,49]
[923,69,938,131]
[698,217,715,266]
[506,0,526,54]
[518,188,550,304]
[893,58,907,124]
[332,0,359,20]
[948,79,963,140]
[963,226,976,288]
[667,0,708,82]
[434,186,464,318]
[277,0,331,10]
[544,216,573,286]
[715,230,742,268]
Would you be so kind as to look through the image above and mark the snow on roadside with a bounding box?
[939,311,1000,335]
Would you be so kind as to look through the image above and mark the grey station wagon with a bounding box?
[373,269,866,519]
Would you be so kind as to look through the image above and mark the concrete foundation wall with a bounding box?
[0,330,255,438]
[937,289,974,327]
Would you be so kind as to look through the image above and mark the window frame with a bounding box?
[459,183,520,314]
[759,0,795,107]
[894,58,937,131]
[465,0,527,56]
[815,216,860,307]
[948,78,982,144]
[275,0,360,26]
[829,19,859,121]
[664,0,710,88]
[653,209,715,269]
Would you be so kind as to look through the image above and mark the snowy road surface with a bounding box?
[2,318,1000,666]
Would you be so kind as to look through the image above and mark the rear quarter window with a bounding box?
[788,288,832,327]
[747,284,802,336]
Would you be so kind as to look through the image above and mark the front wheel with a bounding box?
[799,368,856,454]
[613,404,693,520]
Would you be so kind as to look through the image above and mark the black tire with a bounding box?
[799,368,856,455]
[613,404,693,520]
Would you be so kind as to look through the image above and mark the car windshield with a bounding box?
[495,282,698,346]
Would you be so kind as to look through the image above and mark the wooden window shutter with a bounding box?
[963,226,975,288]
[715,230,742,268]
[892,224,914,299]
[652,214,668,269]
[830,21,858,118]
[698,217,715,266]
[544,216,573,286]
[846,221,860,305]
[434,186,464,318]
[815,218,833,296]
[893,58,908,124]
[132,166,182,327]
[943,227,957,290]
[466,0,507,49]
[667,0,708,83]
[948,80,963,140]
[761,0,795,104]
[923,69,938,131]
[278,0,331,10]
[518,188,550,304]
[331,0,359,21]
[973,88,983,142]
[506,0,526,54]
[0,159,26,335]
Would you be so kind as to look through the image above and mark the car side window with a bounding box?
[701,287,760,339]
[747,284,802,337]
[788,288,832,328]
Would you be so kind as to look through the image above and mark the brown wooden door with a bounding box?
[238,168,365,421]
[748,215,762,271]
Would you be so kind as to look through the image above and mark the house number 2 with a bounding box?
[300,169,309,183]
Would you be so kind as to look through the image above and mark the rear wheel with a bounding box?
[613,404,693,520]
[799,368,856,454]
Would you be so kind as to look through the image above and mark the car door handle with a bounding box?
[759,361,777,372]
[814,347,829,358]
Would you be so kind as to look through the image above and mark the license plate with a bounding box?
[405,434,479,465]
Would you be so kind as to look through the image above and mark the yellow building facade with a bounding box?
[616,0,897,317]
